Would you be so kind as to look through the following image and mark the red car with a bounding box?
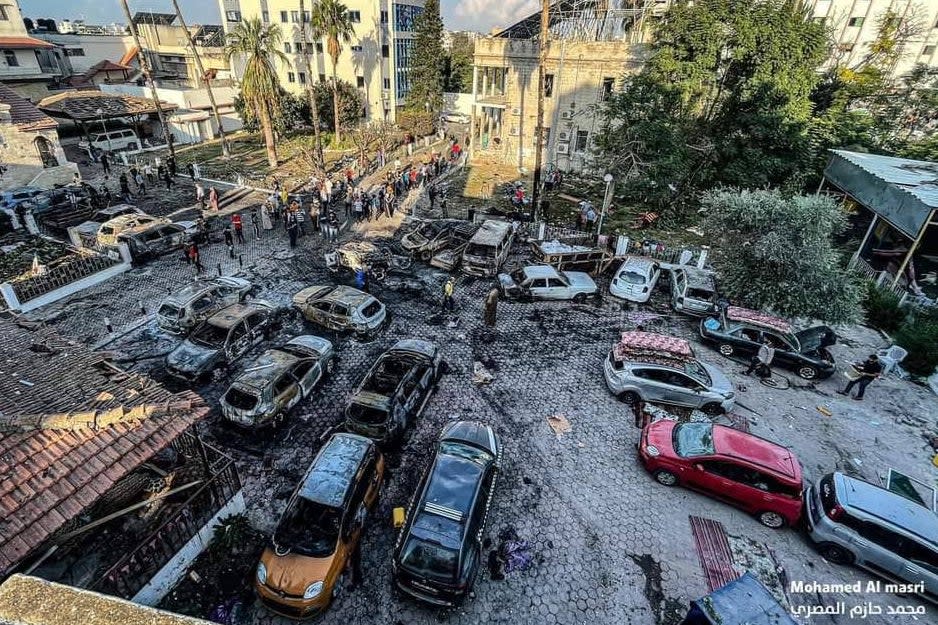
[639,421,803,528]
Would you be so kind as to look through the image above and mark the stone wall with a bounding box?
[0,112,77,190]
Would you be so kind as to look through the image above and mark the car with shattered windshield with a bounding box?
[700,306,836,379]
[157,277,253,334]
[293,285,386,336]
[256,433,384,618]
[401,219,465,260]
[221,336,335,428]
[667,266,719,317]
[345,339,442,445]
[498,264,598,302]
[165,301,279,381]
[603,331,735,415]
[393,421,500,606]
[639,421,804,528]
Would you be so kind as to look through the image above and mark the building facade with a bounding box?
[217,0,426,122]
[33,33,134,75]
[0,0,63,100]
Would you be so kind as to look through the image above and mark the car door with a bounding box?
[214,283,242,306]
[545,276,570,300]
[307,301,333,326]
[693,460,750,505]
[272,372,300,411]
[727,326,761,357]
[524,278,548,299]
[189,294,218,326]
[244,311,269,346]
[331,302,352,328]
[657,370,704,407]
[838,516,912,581]
[225,321,251,361]
[896,537,938,595]
[761,329,799,368]
[630,367,669,403]
[290,358,320,396]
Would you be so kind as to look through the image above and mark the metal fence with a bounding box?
[9,247,123,304]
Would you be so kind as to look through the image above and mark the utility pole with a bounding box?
[119,0,175,159]
[171,0,230,157]
[299,0,324,167]
[531,0,550,222]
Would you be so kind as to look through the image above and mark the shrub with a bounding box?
[894,306,938,377]
[862,282,908,333]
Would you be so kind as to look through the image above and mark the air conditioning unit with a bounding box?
[508,127,520,136]
[560,110,572,121]
[556,143,570,155]
[557,131,570,142]
[510,107,521,116]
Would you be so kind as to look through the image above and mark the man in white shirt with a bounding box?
[745,339,775,377]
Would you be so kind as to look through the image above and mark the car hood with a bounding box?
[166,340,219,374]
[401,231,429,249]
[701,362,734,396]
[796,326,835,352]
[644,420,677,455]
[563,271,597,289]
[260,548,335,596]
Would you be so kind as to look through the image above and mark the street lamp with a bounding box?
[597,173,614,236]
[96,107,112,154]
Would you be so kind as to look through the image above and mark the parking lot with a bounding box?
[21,182,938,625]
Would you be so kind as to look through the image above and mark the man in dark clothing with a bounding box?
[287,212,299,248]
[839,355,882,401]
[483,287,499,327]
[168,156,177,178]
[99,152,110,176]
[118,173,132,202]
[186,162,195,179]
[223,226,235,258]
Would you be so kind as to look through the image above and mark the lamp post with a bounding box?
[597,173,614,236]
[97,108,112,154]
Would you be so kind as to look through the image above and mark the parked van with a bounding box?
[78,128,140,155]
[804,472,938,600]
[461,219,514,277]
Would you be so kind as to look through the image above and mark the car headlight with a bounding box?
[304,581,324,599]
[256,562,267,584]
[645,445,660,457]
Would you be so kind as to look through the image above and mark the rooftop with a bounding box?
[0,36,53,50]
[0,320,208,575]
[37,90,177,122]
[0,82,58,132]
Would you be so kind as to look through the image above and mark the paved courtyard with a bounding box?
[21,182,938,625]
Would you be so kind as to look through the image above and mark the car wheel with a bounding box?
[331,572,347,599]
[573,293,587,304]
[325,358,336,375]
[617,391,640,405]
[757,511,786,529]
[701,402,724,416]
[718,344,734,357]
[420,249,432,261]
[798,365,818,380]
[654,469,679,487]
[817,542,854,565]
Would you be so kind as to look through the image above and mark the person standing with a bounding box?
[355,268,368,293]
[328,208,339,242]
[287,211,299,248]
[192,162,201,180]
[144,162,154,184]
[250,207,261,239]
[232,213,245,244]
[196,183,205,209]
[280,187,289,210]
[839,355,882,401]
[118,173,132,202]
[208,186,219,212]
[745,339,775,377]
[186,163,195,179]
[99,151,110,177]
[295,204,307,237]
[135,170,147,195]
[223,226,235,258]
[188,242,204,273]
[353,195,363,222]
[442,277,455,311]
[167,155,177,178]
[483,287,499,327]
[262,201,274,231]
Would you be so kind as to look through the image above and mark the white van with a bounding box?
[79,129,140,155]
[462,220,515,277]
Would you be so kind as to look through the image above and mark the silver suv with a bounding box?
[805,472,938,600]
[602,331,735,415]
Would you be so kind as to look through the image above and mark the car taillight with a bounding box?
[827,504,844,521]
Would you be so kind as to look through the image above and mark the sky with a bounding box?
[18,0,540,34]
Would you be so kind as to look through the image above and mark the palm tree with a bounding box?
[311,0,355,143]
[225,18,288,167]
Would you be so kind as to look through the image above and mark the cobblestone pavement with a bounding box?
[23,186,938,625]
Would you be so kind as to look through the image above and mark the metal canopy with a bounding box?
[494,0,652,42]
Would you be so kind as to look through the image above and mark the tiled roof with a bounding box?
[37,90,177,122]
[0,82,57,132]
[0,320,208,575]
[0,37,54,50]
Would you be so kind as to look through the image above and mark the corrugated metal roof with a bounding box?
[831,150,938,209]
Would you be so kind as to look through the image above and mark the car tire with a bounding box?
[420,249,432,262]
[718,344,734,357]
[331,572,347,599]
[654,469,679,487]
[701,402,724,416]
[325,358,336,376]
[757,511,786,529]
[573,293,587,304]
[817,542,854,565]
[618,391,640,405]
[797,365,818,380]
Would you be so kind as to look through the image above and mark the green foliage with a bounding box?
[894,306,938,377]
[234,90,310,135]
[862,282,908,333]
[702,189,861,323]
[311,0,356,140]
[313,80,364,132]
[443,31,474,93]
[210,514,253,553]
[397,109,435,138]
[407,0,444,112]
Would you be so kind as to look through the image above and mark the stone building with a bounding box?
[0,81,75,189]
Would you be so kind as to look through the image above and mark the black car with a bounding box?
[393,421,500,607]
[345,339,442,445]
[699,306,836,379]
[119,222,194,263]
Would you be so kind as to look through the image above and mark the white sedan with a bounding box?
[498,265,598,302]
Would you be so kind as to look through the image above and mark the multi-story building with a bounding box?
[33,32,134,75]
[0,0,64,100]
[218,0,426,122]
[133,12,231,88]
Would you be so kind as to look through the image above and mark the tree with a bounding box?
[702,189,861,323]
[443,32,474,93]
[313,80,364,132]
[407,0,444,112]
[397,109,435,138]
[225,18,288,167]
[312,0,355,143]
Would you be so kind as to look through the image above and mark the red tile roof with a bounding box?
[0,36,54,50]
[0,82,58,132]
[0,320,209,575]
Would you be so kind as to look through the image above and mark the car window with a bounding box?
[291,360,314,380]
[848,517,907,551]
[332,303,351,318]
[191,295,215,313]
[672,423,715,457]
[245,312,268,329]
[763,331,794,351]
[273,374,294,396]
[897,539,938,574]
[701,460,748,482]
[228,322,248,344]
[734,327,761,342]
[665,372,700,389]
[311,301,332,313]
[361,301,381,318]
[144,229,163,242]
[546,277,566,288]
[633,368,673,384]
[530,279,548,289]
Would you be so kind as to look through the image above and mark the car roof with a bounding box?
[321,285,373,306]
[521,265,561,280]
[391,338,437,358]
[164,281,215,305]
[836,473,938,546]
[298,434,372,508]
[413,453,484,544]
[613,331,695,366]
[207,303,258,328]
[233,347,302,390]
[618,256,657,273]
[712,425,797,479]
[469,219,512,245]
[441,421,498,457]
[725,306,792,335]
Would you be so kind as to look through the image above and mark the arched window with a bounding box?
[34,136,58,168]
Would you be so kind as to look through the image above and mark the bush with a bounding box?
[862,282,908,333]
[894,307,938,377]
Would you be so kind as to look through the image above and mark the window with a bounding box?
[574,130,589,152]
[295,42,302,53]
[601,77,614,101]
[280,11,288,23]
[348,10,361,23]
[383,78,391,89]
[923,45,936,56]
[287,72,296,83]
[848,17,864,27]
[394,4,423,32]
[303,11,310,23]
[0,6,7,21]
[273,374,294,396]
[3,50,17,67]
[381,10,388,24]
[357,76,365,88]
[382,44,389,58]
[291,360,314,380]
[262,11,269,23]
[298,72,306,84]
[291,10,300,23]
[319,73,327,83]
[544,73,554,98]
[226,10,241,22]
[315,42,323,53]
[351,45,363,53]
[65,48,85,57]
[838,43,854,53]
[284,42,292,53]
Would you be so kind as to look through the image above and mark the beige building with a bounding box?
[133,13,231,88]
[218,0,426,121]
[0,0,64,100]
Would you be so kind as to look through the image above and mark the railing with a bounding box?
[9,247,123,304]
[91,439,241,599]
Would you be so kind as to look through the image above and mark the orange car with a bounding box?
[255,433,384,618]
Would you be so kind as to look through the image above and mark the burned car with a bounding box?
[462,220,514,277]
[667,266,719,317]
[401,220,463,260]
[345,339,443,445]
[700,306,836,380]
[393,421,500,607]
[119,221,196,263]
[498,264,598,302]
[157,277,253,334]
[293,285,386,336]
[96,213,170,247]
[165,301,280,381]
[430,222,478,271]
[221,335,335,428]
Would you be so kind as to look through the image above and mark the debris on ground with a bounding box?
[472,361,494,385]
[816,405,832,416]
[547,414,572,437]
[488,527,534,580]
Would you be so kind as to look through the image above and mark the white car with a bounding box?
[610,256,661,303]
[498,264,598,302]
[96,213,170,247]
[440,111,471,124]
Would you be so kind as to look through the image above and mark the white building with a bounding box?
[0,0,63,100]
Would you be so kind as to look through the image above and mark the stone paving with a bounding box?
[21,178,938,625]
